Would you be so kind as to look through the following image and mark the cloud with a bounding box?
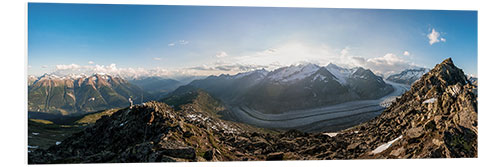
[168,40,189,47]
[340,47,349,56]
[427,28,446,45]
[50,62,227,79]
[56,64,80,70]
[153,57,162,61]
[178,40,189,45]
[234,42,340,68]
[88,61,94,65]
[188,63,269,73]
[215,51,228,58]
[41,65,48,68]
[46,41,422,79]
[350,53,420,76]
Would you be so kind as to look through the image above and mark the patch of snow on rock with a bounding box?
[325,63,350,85]
[371,135,403,154]
[313,74,327,82]
[423,98,437,104]
[323,133,338,137]
[28,145,39,149]
[268,64,319,83]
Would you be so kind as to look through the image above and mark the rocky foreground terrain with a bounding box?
[28,58,477,163]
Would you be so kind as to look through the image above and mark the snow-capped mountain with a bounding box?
[466,74,477,86]
[233,68,269,80]
[267,64,320,83]
[185,63,394,114]
[325,63,353,85]
[386,68,429,85]
[28,73,149,115]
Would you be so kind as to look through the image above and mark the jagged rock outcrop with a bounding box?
[29,93,265,163]
[334,58,477,158]
[28,58,477,163]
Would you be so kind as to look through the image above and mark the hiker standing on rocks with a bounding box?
[129,97,133,109]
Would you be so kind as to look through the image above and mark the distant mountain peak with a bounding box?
[267,63,320,83]
[386,68,429,85]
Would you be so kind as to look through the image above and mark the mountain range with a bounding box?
[28,58,477,163]
[28,73,149,115]
[189,63,394,114]
[128,76,183,99]
[386,68,429,85]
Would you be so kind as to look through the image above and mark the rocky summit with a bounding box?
[28,58,477,163]
[329,58,477,158]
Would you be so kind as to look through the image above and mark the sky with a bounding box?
[28,3,478,79]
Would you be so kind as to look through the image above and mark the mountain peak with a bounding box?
[441,57,453,65]
[425,58,469,86]
[386,68,429,85]
[341,58,477,158]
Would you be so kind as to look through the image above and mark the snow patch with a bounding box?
[31,132,39,135]
[423,98,437,104]
[325,63,352,85]
[323,133,338,137]
[313,74,327,82]
[371,135,402,154]
[449,85,461,96]
[268,64,319,83]
[119,121,128,127]
[28,145,39,149]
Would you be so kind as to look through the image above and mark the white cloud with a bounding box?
[340,47,349,57]
[41,65,48,68]
[153,57,162,61]
[55,64,80,70]
[234,42,340,68]
[168,40,189,47]
[88,61,94,65]
[46,41,421,79]
[50,63,205,79]
[427,28,446,45]
[350,53,419,76]
[215,51,228,58]
[178,40,189,45]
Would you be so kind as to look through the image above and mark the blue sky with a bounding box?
[28,3,477,78]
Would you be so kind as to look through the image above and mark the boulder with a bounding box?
[266,152,284,161]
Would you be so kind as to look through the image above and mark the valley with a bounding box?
[222,81,409,132]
